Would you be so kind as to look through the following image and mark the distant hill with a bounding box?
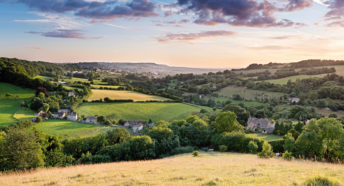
[73,62,225,75]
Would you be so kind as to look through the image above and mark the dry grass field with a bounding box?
[1,153,343,186]
[88,90,169,102]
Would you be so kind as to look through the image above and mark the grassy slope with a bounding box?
[264,74,327,85]
[245,133,283,142]
[1,152,343,186]
[32,120,112,139]
[0,83,34,127]
[76,102,210,122]
[218,86,284,100]
[88,90,169,102]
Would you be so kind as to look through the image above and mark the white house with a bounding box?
[85,116,97,124]
[67,113,78,122]
[288,97,300,103]
[246,117,275,134]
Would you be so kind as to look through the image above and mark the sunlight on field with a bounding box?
[1,152,343,186]
[76,102,209,122]
[218,86,284,100]
[264,74,327,85]
[32,120,112,139]
[88,90,169,102]
[245,133,283,142]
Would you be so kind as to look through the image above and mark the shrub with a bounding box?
[171,146,194,155]
[258,141,274,158]
[247,140,258,154]
[304,176,340,186]
[192,150,200,157]
[269,139,285,153]
[219,145,228,152]
[282,151,293,161]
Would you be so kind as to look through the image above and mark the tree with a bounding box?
[248,140,258,153]
[258,141,274,158]
[106,128,130,145]
[283,133,295,153]
[1,128,44,170]
[223,103,249,126]
[128,136,155,160]
[214,111,244,133]
[146,127,180,156]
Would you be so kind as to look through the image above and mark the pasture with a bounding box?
[32,120,112,139]
[1,152,343,185]
[264,74,327,85]
[245,133,283,142]
[217,86,284,100]
[0,83,34,127]
[87,90,169,102]
[76,102,210,122]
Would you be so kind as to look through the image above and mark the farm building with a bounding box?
[124,121,145,133]
[58,109,71,114]
[35,111,49,120]
[67,113,78,122]
[68,91,76,97]
[246,117,275,134]
[84,116,97,124]
[288,97,300,103]
[52,112,66,119]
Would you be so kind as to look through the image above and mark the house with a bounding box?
[246,117,275,134]
[148,122,155,128]
[124,121,145,133]
[288,97,300,103]
[132,124,144,133]
[68,91,76,97]
[52,112,66,119]
[35,111,49,120]
[58,109,70,114]
[67,113,78,122]
[85,116,97,124]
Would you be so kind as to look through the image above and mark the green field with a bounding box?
[2,152,343,185]
[76,102,210,122]
[264,74,327,85]
[34,75,53,81]
[88,90,170,102]
[33,120,112,139]
[0,83,34,128]
[90,84,121,89]
[245,133,283,142]
[218,86,284,100]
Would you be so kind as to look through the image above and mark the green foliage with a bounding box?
[304,176,340,186]
[146,127,180,157]
[219,145,228,152]
[214,111,244,133]
[192,150,200,157]
[170,146,194,155]
[106,128,130,145]
[248,141,258,154]
[128,136,155,160]
[282,151,293,161]
[0,128,44,171]
[223,103,249,126]
[258,141,274,158]
[283,133,295,153]
[295,118,344,162]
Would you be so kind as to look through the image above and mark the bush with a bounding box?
[219,145,228,152]
[304,176,340,186]
[282,151,293,161]
[247,140,258,154]
[171,146,194,155]
[258,141,274,158]
[192,150,200,157]
[269,139,285,153]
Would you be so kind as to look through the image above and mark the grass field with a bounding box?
[88,90,170,102]
[245,133,283,142]
[32,120,112,139]
[264,74,327,85]
[34,75,53,81]
[0,83,34,128]
[90,84,121,89]
[218,86,284,100]
[76,102,210,122]
[1,152,343,185]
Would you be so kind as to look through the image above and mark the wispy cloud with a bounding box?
[28,29,100,40]
[158,30,235,42]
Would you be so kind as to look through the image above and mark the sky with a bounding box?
[0,0,344,68]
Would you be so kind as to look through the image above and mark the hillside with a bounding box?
[1,152,343,186]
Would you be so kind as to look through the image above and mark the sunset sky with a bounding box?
[0,0,344,68]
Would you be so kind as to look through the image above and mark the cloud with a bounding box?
[28,29,100,39]
[10,0,157,20]
[175,0,312,27]
[248,45,291,50]
[323,0,344,27]
[157,30,235,42]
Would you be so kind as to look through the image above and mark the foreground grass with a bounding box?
[88,90,169,102]
[32,120,112,139]
[76,102,210,122]
[1,152,343,185]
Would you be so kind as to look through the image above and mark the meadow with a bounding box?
[32,120,112,139]
[76,102,210,122]
[1,152,343,186]
[218,86,284,100]
[245,133,283,142]
[88,90,169,102]
[264,74,327,85]
[0,83,34,128]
